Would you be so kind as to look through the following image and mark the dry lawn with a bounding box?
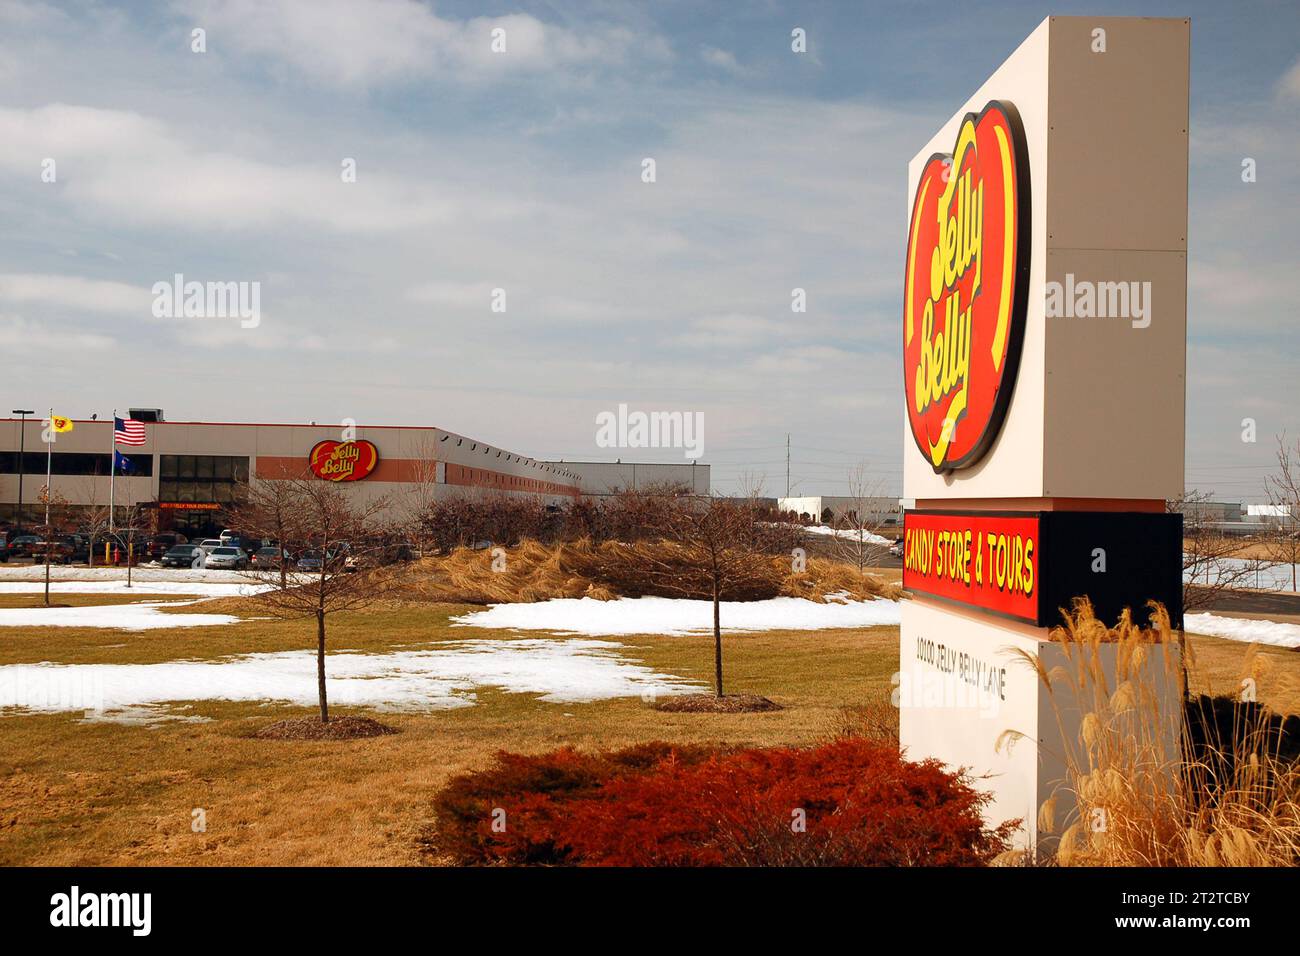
[0,595,899,865]
[412,538,901,604]
[0,593,182,610]
[0,587,1295,866]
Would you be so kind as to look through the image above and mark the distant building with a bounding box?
[1179,500,1244,524]
[0,413,709,539]
[1245,503,1296,531]
[777,495,902,527]
[540,460,708,496]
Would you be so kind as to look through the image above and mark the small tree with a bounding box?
[36,487,73,606]
[75,479,112,568]
[1263,433,1300,592]
[394,435,441,557]
[114,500,146,589]
[832,463,894,573]
[659,495,777,698]
[244,476,400,723]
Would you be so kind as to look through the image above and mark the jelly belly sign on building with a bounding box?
[309,440,379,481]
[903,510,1184,628]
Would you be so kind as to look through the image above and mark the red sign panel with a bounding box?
[309,440,380,482]
[903,100,1030,473]
[903,511,1040,622]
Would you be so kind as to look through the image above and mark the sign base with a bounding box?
[898,596,1180,855]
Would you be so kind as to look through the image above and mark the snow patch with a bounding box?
[453,595,901,636]
[0,580,267,598]
[798,525,895,546]
[0,639,700,723]
[1185,612,1300,648]
[0,565,254,585]
[0,601,243,630]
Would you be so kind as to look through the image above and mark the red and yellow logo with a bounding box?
[903,101,1029,473]
[309,439,379,481]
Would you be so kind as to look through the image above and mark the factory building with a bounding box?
[0,412,709,539]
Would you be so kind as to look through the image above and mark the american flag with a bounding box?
[114,416,146,446]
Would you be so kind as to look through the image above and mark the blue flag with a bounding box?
[114,449,133,473]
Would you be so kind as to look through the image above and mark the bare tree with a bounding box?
[35,487,73,606]
[76,479,112,568]
[831,463,894,573]
[1263,432,1300,592]
[1168,490,1253,613]
[243,476,400,723]
[114,500,146,589]
[400,435,442,556]
[655,495,780,698]
[229,465,308,590]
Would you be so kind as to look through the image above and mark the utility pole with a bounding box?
[785,433,791,499]
[12,409,33,527]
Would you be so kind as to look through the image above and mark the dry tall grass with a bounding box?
[408,538,901,605]
[1019,599,1300,866]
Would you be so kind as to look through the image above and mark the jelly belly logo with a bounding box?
[309,439,379,481]
[903,100,1030,473]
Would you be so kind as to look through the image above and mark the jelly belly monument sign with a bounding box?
[904,101,1029,473]
[897,16,1189,853]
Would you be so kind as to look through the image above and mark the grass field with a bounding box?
[0,593,182,610]
[0,591,1295,865]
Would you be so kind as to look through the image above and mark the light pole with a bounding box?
[11,409,33,528]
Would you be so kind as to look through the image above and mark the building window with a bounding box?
[0,451,154,477]
[158,455,249,504]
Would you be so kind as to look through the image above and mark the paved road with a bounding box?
[1194,586,1300,623]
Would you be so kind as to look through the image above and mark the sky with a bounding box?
[0,0,1296,499]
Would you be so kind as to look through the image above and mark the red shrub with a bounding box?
[431,743,719,864]
[431,739,1015,866]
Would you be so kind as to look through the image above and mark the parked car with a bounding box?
[204,546,249,570]
[0,531,9,562]
[161,544,205,568]
[888,538,904,558]
[197,539,223,557]
[5,534,40,560]
[60,534,90,563]
[147,533,189,561]
[28,539,74,564]
[296,549,323,572]
[251,546,290,569]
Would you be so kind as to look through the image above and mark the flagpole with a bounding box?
[44,407,53,529]
[44,409,53,604]
[109,408,116,537]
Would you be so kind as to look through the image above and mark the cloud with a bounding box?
[0,1,67,26]
[0,312,115,351]
[1,3,1296,496]
[1276,58,1300,101]
[0,272,149,314]
[673,313,786,349]
[0,103,501,232]
[700,46,742,74]
[176,0,664,89]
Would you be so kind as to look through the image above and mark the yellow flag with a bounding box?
[50,415,74,433]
